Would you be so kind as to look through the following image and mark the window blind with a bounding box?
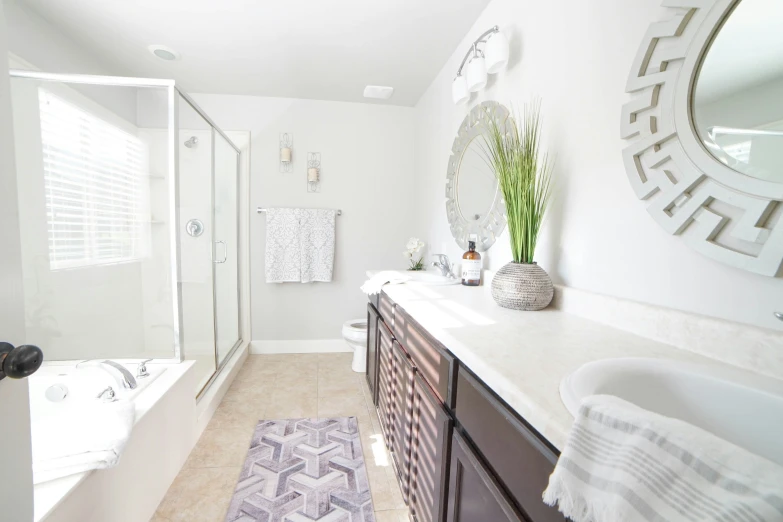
[38,89,150,270]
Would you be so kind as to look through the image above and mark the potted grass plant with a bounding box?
[481,100,554,310]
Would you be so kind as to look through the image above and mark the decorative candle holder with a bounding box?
[279,133,293,173]
[307,152,321,193]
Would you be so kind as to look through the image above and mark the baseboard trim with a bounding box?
[250,339,351,354]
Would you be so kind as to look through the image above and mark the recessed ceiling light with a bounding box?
[363,85,394,100]
[148,45,180,61]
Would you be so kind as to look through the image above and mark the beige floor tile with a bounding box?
[222,378,276,403]
[374,508,411,522]
[318,374,364,398]
[318,394,371,419]
[265,393,318,419]
[148,515,172,522]
[207,400,266,432]
[154,467,240,522]
[318,352,354,367]
[185,428,252,469]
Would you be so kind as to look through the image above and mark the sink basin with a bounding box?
[366,269,460,286]
[405,270,461,285]
[560,358,783,465]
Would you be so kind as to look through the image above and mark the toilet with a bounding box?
[342,319,367,372]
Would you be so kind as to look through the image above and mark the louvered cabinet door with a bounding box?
[409,374,453,522]
[376,321,394,445]
[389,339,415,504]
[366,303,381,404]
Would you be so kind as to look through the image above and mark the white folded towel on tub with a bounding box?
[543,395,783,522]
[265,208,336,283]
[32,399,136,484]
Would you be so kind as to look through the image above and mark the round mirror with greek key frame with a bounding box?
[446,101,510,252]
[622,0,783,277]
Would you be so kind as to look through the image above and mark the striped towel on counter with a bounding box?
[543,395,783,522]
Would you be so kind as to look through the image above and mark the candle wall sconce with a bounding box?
[279,133,293,173]
[307,152,321,193]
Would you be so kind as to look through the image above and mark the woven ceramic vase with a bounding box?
[491,262,553,311]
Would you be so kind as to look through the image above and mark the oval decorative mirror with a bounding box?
[622,0,783,276]
[446,101,510,251]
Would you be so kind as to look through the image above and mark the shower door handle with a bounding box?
[213,240,228,263]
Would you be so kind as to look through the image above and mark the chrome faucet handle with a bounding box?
[137,359,152,378]
[97,386,116,401]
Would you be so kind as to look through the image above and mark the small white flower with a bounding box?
[406,237,420,251]
[403,250,413,259]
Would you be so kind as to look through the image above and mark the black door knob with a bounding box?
[0,342,44,381]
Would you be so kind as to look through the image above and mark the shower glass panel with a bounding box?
[177,94,217,393]
[8,74,180,362]
[8,70,244,398]
[214,132,240,366]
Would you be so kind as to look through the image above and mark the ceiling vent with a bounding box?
[363,86,394,100]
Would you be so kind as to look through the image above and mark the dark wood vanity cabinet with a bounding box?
[368,291,562,522]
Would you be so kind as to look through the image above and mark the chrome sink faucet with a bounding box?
[431,254,456,278]
[76,360,138,390]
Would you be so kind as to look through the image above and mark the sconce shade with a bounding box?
[485,31,509,73]
[307,167,319,182]
[466,56,487,92]
[281,147,292,162]
[452,75,469,105]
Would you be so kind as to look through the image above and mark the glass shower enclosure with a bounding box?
[8,69,243,397]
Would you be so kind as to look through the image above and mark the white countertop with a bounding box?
[377,277,730,450]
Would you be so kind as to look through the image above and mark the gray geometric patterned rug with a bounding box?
[225,417,375,522]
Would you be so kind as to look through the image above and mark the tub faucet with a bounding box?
[431,254,455,278]
[77,360,138,390]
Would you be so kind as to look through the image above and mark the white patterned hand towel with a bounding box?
[360,271,411,295]
[543,395,783,522]
[299,208,336,283]
[32,399,136,484]
[265,208,336,283]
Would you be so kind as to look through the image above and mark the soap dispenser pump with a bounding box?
[461,241,482,286]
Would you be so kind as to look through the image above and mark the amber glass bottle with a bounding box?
[461,241,482,286]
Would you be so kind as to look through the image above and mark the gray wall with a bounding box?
[190,93,417,341]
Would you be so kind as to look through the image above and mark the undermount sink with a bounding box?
[560,357,783,465]
[405,270,461,285]
[366,269,460,286]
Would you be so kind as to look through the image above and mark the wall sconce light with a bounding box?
[279,133,293,172]
[452,26,509,105]
[307,152,321,193]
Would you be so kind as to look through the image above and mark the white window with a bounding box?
[38,89,150,270]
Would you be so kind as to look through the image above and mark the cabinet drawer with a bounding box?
[395,305,457,408]
[455,368,564,522]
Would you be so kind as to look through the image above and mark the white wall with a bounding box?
[3,0,137,123]
[413,0,783,332]
[187,94,417,341]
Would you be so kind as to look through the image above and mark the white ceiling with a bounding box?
[696,0,783,103]
[23,0,492,106]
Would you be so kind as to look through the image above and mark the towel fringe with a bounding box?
[543,475,626,522]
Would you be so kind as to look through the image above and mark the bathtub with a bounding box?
[30,359,198,522]
[29,361,167,419]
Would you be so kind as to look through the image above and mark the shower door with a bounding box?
[213,131,240,366]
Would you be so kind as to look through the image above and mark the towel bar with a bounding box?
[257,207,342,216]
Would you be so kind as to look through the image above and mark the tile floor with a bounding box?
[151,353,408,522]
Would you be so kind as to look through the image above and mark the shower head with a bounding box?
[184,136,198,148]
